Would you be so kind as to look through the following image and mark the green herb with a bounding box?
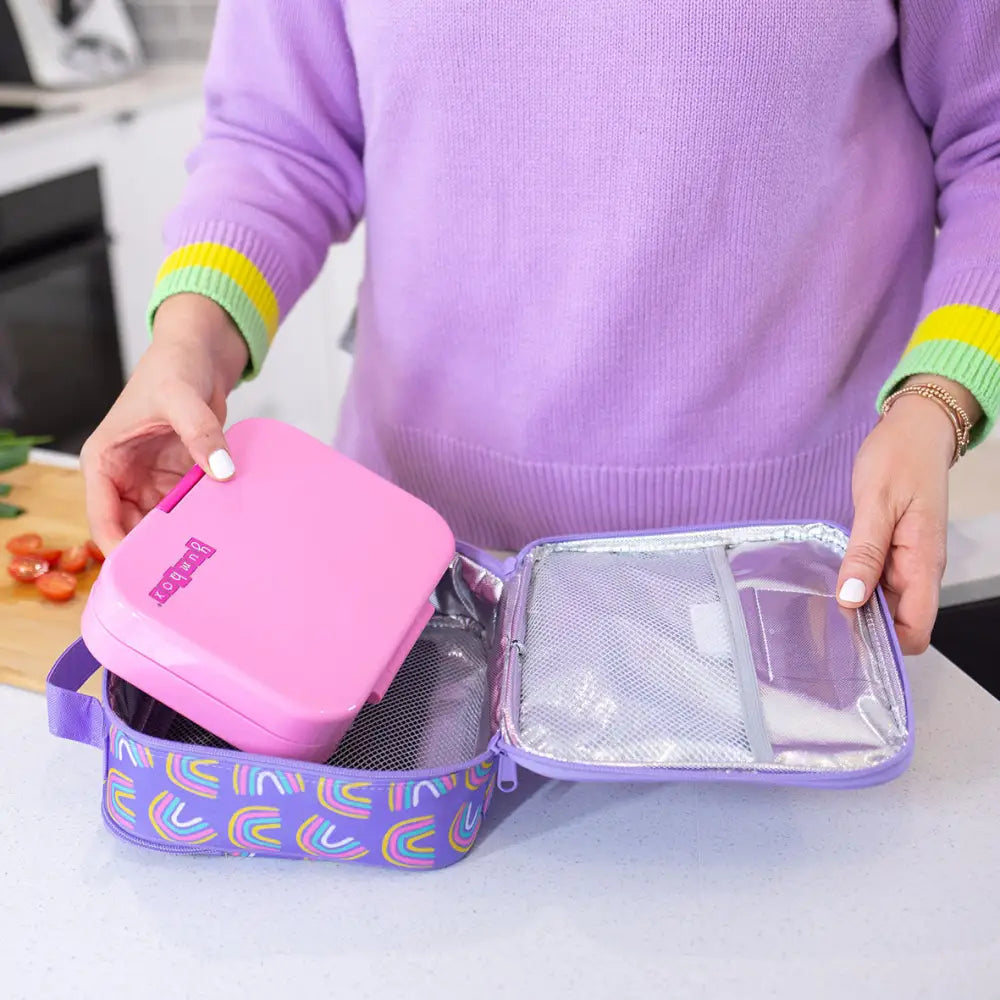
[0,430,53,513]
[0,432,51,473]
[0,444,31,472]
[0,429,50,441]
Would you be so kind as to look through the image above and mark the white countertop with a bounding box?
[3,518,999,999]
[2,650,998,999]
[0,60,203,152]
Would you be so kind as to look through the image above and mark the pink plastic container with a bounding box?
[81,418,456,763]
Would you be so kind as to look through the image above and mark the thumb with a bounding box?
[167,391,235,482]
[838,500,894,607]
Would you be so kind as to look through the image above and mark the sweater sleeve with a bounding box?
[879,2,1000,442]
[147,1,365,378]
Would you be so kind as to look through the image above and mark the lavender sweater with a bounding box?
[151,2,1000,550]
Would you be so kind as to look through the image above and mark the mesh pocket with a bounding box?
[132,616,492,772]
[515,546,756,767]
[328,618,491,770]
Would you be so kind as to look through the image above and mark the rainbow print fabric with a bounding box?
[101,728,497,869]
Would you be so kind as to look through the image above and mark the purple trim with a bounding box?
[497,742,913,790]
[508,518,854,566]
[46,639,106,749]
[102,667,496,784]
[454,541,506,578]
[875,583,915,759]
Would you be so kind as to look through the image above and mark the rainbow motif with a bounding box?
[295,815,368,861]
[317,779,373,819]
[232,766,305,797]
[387,774,458,812]
[166,754,219,799]
[448,801,482,854]
[382,816,436,869]
[483,774,497,815]
[109,725,154,769]
[228,806,282,852]
[464,760,493,790]
[105,769,136,830]
[148,792,218,844]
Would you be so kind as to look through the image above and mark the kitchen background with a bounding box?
[0,0,997,513]
[0,0,361,457]
[125,0,215,59]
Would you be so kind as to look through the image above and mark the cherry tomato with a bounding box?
[85,540,105,564]
[36,570,77,602]
[8,555,50,582]
[38,547,63,565]
[59,545,90,574]
[5,533,43,556]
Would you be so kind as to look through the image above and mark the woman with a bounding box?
[82,2,1000,654]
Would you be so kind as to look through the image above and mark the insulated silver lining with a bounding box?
[501,524,908,773]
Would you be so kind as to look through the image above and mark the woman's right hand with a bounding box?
[80,294,249,555]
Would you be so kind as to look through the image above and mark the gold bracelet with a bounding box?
[881,383,973,467]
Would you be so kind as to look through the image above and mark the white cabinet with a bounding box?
[223,236,362,442]
[100,99,203,376]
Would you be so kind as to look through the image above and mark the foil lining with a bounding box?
[501,524,908,773]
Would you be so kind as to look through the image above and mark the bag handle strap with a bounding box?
[46,638,106,749]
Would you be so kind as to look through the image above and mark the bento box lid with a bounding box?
[81,418,455,757]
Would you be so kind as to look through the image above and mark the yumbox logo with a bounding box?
[149,538,216,605]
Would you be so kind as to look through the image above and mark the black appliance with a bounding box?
[0,104,42,126]
[932,601,1000,701]
[0,168,124,453]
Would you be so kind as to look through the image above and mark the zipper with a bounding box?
[495,738,913,789]
[496,748,520,793]
[108,692,497,784]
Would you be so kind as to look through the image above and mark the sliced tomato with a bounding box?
[85,540,105,564]
[8,555,50,582]
[5,533,43,556]
[36,570,77,602]
[59,545,90,574]
[38,547,63,565]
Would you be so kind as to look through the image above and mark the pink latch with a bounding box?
[157,465,206,513]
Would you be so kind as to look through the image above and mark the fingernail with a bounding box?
[208,449,235,481]
[838,578,867,604]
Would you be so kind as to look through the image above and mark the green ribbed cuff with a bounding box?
[147,266,271,381]
[879,338,1000,446]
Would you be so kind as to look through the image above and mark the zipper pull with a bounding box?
[496,750,519,793]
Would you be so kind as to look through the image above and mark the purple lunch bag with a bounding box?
[47,522,912,871]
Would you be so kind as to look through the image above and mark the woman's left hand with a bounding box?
[837,377,979,655]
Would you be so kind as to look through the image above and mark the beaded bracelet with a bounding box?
[881,383,973,467]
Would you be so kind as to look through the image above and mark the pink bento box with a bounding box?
[80,418,455,763]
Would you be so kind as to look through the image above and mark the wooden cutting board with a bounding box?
[0,461,101,696]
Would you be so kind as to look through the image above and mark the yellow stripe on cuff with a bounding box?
[156,242,280,341]
[904,304,1000,363]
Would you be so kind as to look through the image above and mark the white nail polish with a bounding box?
[208,449,235,481]
[838,578,867,604]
